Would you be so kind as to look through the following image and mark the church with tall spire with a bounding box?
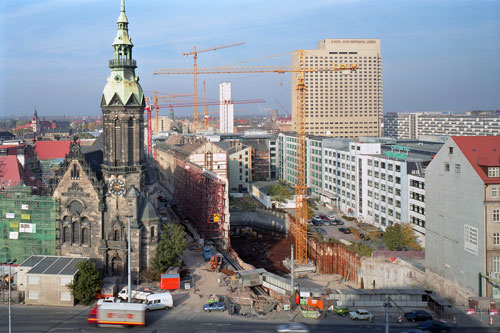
[52,0,161,280]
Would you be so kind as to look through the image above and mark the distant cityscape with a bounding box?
[0,0,499,331]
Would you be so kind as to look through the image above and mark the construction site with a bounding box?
[0,185,57,263]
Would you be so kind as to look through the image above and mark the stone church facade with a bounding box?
[52,0,161,280]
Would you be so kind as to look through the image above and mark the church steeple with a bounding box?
[102,0,144,107]
[101,0,145,171]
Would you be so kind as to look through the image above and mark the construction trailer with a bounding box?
[0,186,57,263]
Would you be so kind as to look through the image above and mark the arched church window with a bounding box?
[82,228,89,245]
[128,118,134,166]
[151,226,155,240]
[114,229,120,241]
[63,226,69,243]
[69,201,83,215]
[114,119,121,166]
[72,221,78,244]
[71,164,80,180]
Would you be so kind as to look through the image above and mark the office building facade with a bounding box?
[291,39,382,138]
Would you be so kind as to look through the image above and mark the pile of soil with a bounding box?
[230,234,293,275]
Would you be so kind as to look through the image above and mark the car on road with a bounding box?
[333,305,349,316]
[339,227,352,234]
[315,227,327,235]
[276,323,310,333]
[417,319,452,332]
[405,310,433,322]
[203,302,226,312]
[349,309,374,321]
[97,296,121,305]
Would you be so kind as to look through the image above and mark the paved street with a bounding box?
[0,304,497,333]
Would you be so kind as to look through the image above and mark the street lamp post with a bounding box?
[125,185,139,304]
[5,259,16,333]
[127,215,131,303]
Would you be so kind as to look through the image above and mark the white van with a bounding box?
[144,292,173,311]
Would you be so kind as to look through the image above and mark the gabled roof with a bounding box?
[0,155,42,189]
[453,136,500,184]
[35,140,72,160]
[140,198,159,222]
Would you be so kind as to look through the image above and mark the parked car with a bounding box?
[203,302,226,312]
[316,227,327,235]
[97,296,121,305]
[417,319,452,332]
[405,310,433,322]
[276,322,310,333]
[321,220,330,226]
[312,220,322,226]
[320,215,329,220]
[333,305,349,316]
[327,215,336,220]
[339,227,352,234]
[349,309,374,321]
[335,219,344,225]
[329,220,339,226]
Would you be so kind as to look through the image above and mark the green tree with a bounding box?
[382,224,404,250]
[401,224,423,251]
[66,259,101,305]
[268,183,293,202]
[383,223,422,251]
[150,223,188,272]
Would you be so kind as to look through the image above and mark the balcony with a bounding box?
[109,59,137,68]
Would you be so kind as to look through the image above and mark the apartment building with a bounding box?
[215,141,252,191]
[425,136,500,300]
[320,139,440,239]
[384,111,500,139]
[291,39,382,138]
[278,132,326,196]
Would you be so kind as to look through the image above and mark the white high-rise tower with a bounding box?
[219,82,234,133]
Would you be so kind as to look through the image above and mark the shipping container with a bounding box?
[160,274,180,290]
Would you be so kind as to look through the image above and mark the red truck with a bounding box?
[88,303,146,327]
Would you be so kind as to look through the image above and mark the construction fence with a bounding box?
[0,185,57,263]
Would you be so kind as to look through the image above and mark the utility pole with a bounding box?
[385,295,390,333]
[5,259,16,333]
[291,245,294,295]
[127,215,131,303]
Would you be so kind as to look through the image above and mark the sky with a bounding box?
[0,0,499,118]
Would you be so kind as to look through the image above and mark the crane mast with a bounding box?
[154,54,358,264]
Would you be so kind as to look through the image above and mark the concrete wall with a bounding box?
[359,258,425,290]
[229,208,288,234]
[25,274,75,306]
[425,138,485,296]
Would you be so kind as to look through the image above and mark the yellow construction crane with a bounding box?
[154,54,358,264]
[148,91,193,134]
[182,42,245,133]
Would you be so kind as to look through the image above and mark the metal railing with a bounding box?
[109,59,137,68]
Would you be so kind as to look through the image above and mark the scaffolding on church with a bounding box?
[173,158,225,240]
[0,185,57,263]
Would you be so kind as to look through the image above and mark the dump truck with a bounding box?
[88,303,146,327]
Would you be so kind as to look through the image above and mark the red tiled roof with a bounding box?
[35,140,72,160]
[453,136,500,184]
[0,155,42,191]
[0,155,23,188]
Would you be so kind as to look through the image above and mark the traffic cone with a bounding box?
[398,315,402,323]
[490,316,493,326]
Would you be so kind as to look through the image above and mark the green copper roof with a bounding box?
[117,0,128,24]
[102,0,143,107]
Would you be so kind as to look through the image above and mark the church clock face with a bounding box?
[109,179,125,196]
